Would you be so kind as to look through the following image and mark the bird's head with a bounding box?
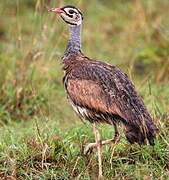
[48,5,83,26]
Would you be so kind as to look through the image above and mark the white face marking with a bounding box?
[61,7,82,26]
[64,7,79,15]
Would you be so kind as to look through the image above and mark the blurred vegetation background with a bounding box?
[0,0,169,179]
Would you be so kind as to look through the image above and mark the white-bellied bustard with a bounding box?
[48,5,158,178]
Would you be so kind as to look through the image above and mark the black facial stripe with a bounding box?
[62,9,79,20]
[67,14,73,18]
[64,20,77,26]
[61,5,83,18]
[60,16,77,25]
[62,10,73,18]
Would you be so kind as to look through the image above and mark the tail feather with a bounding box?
[124,119,158,145]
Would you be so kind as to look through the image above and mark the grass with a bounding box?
[0,0,169,179]
[0,119,168,179]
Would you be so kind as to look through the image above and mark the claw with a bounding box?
[84,142,97,155]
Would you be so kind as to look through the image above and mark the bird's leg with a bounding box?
[92,122,103,178]
[84,123,119,154]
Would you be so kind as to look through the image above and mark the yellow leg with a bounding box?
[92,123,103,179]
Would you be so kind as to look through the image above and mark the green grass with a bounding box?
[0,119,168,179]
[0,0,169,179]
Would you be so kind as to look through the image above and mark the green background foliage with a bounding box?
[0,0,169,179]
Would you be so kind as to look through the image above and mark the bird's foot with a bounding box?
[84,142,97,155]
[84,138,119,155]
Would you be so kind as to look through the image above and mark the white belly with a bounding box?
[68,97,88,118]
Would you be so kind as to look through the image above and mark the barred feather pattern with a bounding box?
[62,52,158,145]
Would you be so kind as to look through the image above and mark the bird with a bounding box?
[48,5,158,178]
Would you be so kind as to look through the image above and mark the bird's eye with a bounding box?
[69,9,74,14]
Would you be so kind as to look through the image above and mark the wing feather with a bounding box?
[65,60,151,127]
[63,55,158,145]
[67,79,111,113]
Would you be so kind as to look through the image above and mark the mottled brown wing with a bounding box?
[65,59,151,126]
[63,56,158,145]
[66,78,124,119]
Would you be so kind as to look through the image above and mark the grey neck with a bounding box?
[64,25,81,57]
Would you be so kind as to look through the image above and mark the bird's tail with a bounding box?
[124,118,158,145]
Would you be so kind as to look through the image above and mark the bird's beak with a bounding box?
[48,7,64,14]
